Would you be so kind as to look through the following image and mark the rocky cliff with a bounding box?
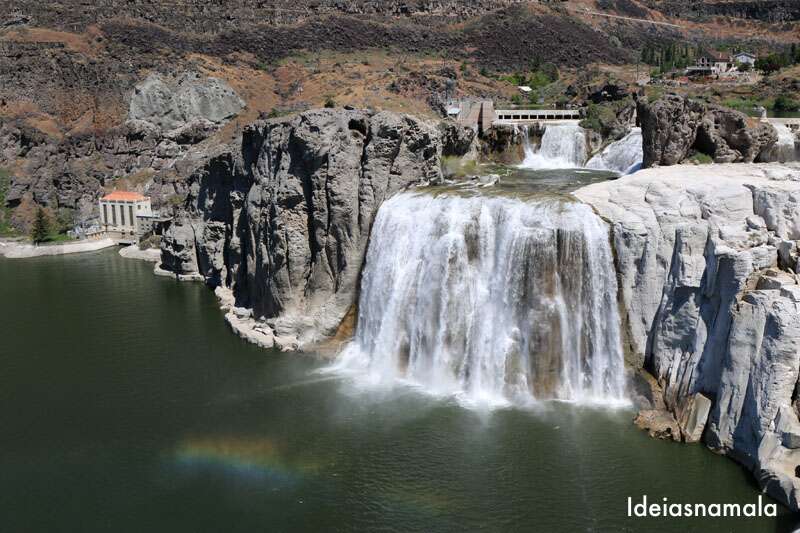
[638,95,778,167]
[646,0,800,22]
[159,108,455,350]
[0,71,244,230]
[575,162,800,510]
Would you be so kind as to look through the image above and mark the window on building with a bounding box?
[120,204,126,227]
[111,203,117,226]
[129,206,134,228]
[103,204,108,225]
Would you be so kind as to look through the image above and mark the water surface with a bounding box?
[0,241,797,532]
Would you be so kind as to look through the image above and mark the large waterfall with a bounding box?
[520,123,587,169]
[334,191,627,407]
[586,128,643,174]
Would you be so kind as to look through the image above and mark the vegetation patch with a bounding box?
[579,97,633,139]
[774,93,800,112]
[686,151,713,165]
[441,156,479,179]
[0,168,16,237]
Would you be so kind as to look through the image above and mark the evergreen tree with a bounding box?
[31,207,50,245]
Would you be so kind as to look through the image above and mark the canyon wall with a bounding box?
[158,108,459,350]
[575,162,800,510]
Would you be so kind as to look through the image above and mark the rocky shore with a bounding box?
[0,237,116,258]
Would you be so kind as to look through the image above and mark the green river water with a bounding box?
[1,236,798,532]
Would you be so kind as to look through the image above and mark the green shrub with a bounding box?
[774,93,800,112]
[579,100,626,134]
[31,207,51,244]
[0,167,15,236]
[687,151,713,165]
[441,156,478,178]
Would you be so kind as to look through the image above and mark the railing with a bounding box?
[493,109,582,122]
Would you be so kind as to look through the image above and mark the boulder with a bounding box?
[638,95,779,167]
[129,72,245,133]
[676,393,712,443]
[694,106,778,163]
[438,120,477,158]
[637,94,704,167]
[634,409,681,441]
[480,123,525,164]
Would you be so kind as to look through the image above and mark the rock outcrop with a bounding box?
[480,123,525,164]
[575,162,800,510]
[129,72,245,133]
[638,95,778,167]
[159,108,444,350]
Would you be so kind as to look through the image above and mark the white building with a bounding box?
[732,52,757,66]
[99,191,153,241]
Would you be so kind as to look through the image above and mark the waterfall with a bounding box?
[334,191,627,407]
[586,128,643,174]
[760,123,799,163]
[520,123,588,169]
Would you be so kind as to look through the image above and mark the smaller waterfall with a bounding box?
[760,123,799,163]
[586,128,643,175]
[520,123,587,169]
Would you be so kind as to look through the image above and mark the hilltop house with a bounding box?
[732,51,757,66]
[686,51,758,77]
[692,51,732,74]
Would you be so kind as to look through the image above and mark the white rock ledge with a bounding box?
[118,245,162,262]
[575,162,800,511]
[0,238,117,258]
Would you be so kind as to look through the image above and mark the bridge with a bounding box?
[451,99,582,133]
[493,108,582,124]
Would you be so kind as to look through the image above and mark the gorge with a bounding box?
[3,0,800,529]
[151,107,800,514]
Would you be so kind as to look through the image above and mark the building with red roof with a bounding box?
[98,190,153,242]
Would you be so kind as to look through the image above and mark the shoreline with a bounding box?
[0,238,117,259]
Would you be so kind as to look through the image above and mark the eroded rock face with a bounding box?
[159,108,443,349]
[129,72,245,133]
[638,95,778,167]
[575,162,800,510]
[0,118,210,228]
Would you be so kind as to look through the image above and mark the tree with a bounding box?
[774,93,800,112]
[755,54,785,75]
[31,207,50,245]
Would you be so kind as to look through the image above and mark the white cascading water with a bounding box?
[334,192,627,407]
[586,127,643,174]
[519,123,588,169]
[760,123,799,163]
